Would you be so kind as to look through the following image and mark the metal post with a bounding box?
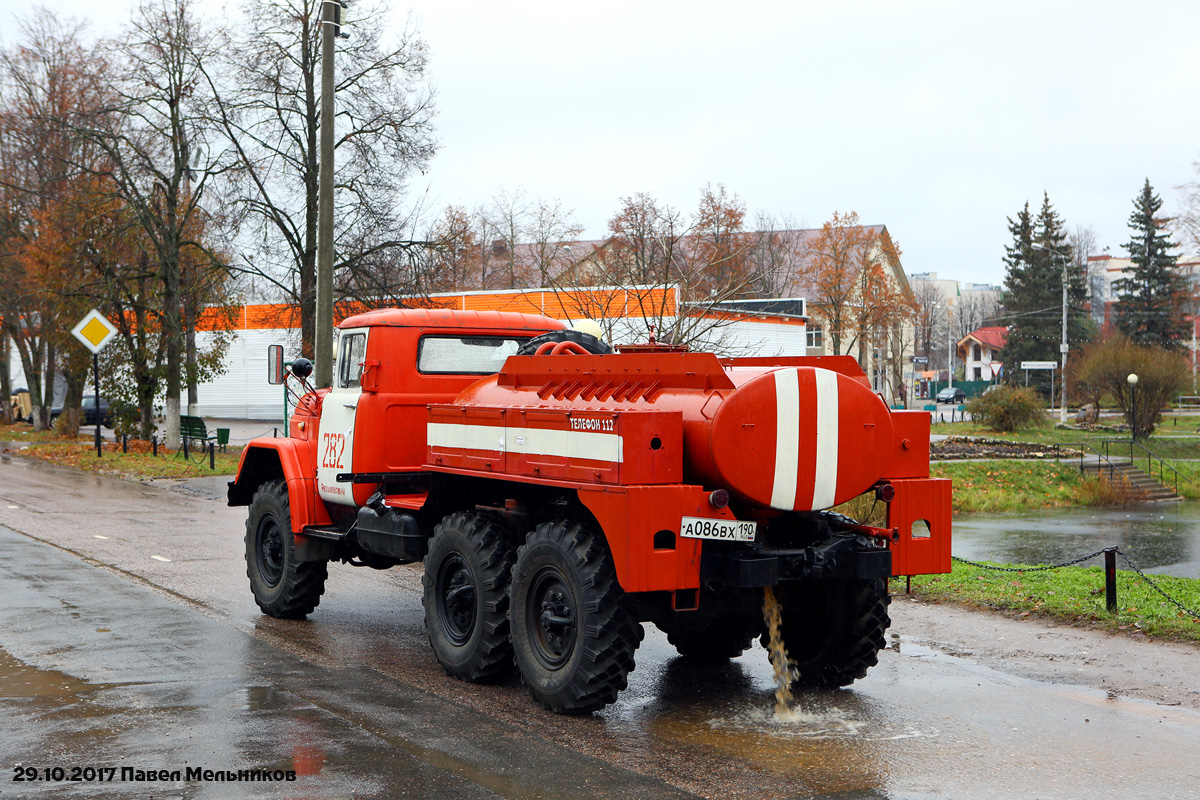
[314,0,341,390]
[1060,257,1069,424]
[152,435,158,457]
[93,353,102,458]
[946,306,953,389]
[209,442,215,470]
[1131,385,1137,442]
[1104,547,1118,613]
[182,433,189,460]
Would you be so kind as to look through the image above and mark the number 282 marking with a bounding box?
[321,432,346,470]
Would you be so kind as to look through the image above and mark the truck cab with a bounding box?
[229,309,566,529]
[313,310,564,508]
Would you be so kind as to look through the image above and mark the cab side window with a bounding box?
[338,333,367,388]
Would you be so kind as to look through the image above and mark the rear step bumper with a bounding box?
[700,536,892,587]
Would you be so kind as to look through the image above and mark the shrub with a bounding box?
[964,386,1047,432]
[1072,336,1190,437]
[1076,474,1141,507]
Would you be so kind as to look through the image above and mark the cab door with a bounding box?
[316,328,369,506]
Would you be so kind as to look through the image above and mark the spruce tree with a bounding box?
[1113,180,1189,349]
[999,193,1090,392]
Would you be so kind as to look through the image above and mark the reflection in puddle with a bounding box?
[0,647,105,699]
[709,702,931,742]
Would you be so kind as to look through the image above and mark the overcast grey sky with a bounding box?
[15,0,1200,286]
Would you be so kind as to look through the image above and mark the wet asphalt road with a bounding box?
[0,456,1198,799]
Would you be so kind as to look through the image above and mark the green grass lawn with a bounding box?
[17,441,241,478]
[900,558,1200,643]
[931,461,1085,512]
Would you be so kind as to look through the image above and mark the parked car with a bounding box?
[50,395,113,428]
[9,389,30,422]
[936,387,966,404]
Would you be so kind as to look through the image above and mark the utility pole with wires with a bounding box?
[316,0,349,388]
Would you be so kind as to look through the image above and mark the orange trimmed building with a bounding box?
[187,285,810,419]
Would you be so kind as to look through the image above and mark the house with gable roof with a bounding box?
[957,326,1007,382]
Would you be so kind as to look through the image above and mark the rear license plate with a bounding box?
[679,517,757,542]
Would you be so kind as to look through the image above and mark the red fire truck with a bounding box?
[229,308,951,713]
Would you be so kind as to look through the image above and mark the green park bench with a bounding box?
[179,415,229,452]
[179,415,211,451]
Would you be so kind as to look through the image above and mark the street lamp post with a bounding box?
[1032,243,1070,424]
[1127,373,1139,441]
[946,304,954,390]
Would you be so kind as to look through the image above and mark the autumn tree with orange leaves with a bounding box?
[805,211,916,395]
[0,11,109,430]
[690,184,753,299]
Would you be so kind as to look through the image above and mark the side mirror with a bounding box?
[291,358,314,380]
[267,344,285,385]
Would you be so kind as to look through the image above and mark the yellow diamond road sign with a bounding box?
[72,309,118,354]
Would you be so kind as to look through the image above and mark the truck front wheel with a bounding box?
[422,512,516,682]
[765,578,890,689]
[510,520,641,714]
[245,481,327,619]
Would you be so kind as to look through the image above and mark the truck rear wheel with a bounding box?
[245,481,327,619]
[422,512,516,682]
[510,520,641,714]
[661,613,761,662]
[764,578,890,689]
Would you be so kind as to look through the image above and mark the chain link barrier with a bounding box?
[950,549,1200,620]
[1114,549,1200,620]
[951,550,1111,573]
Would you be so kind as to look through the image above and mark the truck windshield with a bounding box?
[417,335,526,375]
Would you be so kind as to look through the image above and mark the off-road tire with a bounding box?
[662,614,762,662]
[245,480,327,619]
[422,512,517,682]
[763,578,890,689]
[510,520,641,714]
[517,329,612,356]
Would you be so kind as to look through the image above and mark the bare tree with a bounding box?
[526,198,583,287]
[423,205,481,294]
[1178,161,1200,257]
[911,281,945,371]
[749,211,805,298]
[485,187,530,289]
[207,0,436,352]
[548,191,759,354]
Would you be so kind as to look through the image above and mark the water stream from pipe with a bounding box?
[762,586,796,716]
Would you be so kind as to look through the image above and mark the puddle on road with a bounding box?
[0,647,104,699]
[642,689,936,796]
[706,700,930,742]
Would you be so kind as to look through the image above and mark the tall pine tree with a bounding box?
[1000,193,1090,393]
[1113,180,1189,349]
